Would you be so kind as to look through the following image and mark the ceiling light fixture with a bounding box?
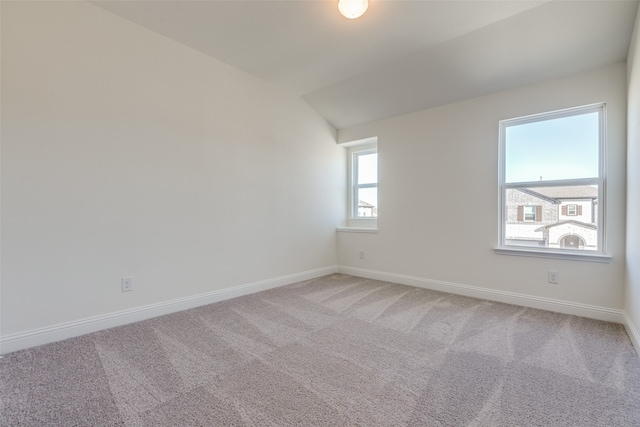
[338,0,368,19]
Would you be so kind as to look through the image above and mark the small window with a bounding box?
[352,149,378,218]
[498,104,605,255]
[341,138,378,230]
[524,206,536,222]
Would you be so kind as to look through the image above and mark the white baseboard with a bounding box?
[0,266,337,355]
[337,266,624,323]
[624,312,640,356]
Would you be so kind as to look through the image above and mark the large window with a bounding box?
[352,148,378,219]
[498,104,605,258]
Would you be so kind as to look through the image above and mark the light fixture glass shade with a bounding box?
[338,0,368,19]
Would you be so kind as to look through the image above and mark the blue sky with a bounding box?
[357,152,378,207]
[358,152,377,184]
[505,112,599,183]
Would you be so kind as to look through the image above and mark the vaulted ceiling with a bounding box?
[92,0,639,129]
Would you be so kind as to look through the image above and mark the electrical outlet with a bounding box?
[548,271,559,284]
[122,276,133,292]
[359,250,365,259]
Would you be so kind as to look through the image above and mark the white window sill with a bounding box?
[337,226,379,234]
[494,247,611,263]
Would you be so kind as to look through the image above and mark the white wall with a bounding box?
[337,63,627,315]
[0,2,343,343]
[626,6,640,350]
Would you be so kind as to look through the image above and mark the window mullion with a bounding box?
[504,178,599,190]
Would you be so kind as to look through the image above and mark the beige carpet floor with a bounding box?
[1,273,639,426]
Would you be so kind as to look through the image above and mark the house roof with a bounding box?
[536,220,598,231]
[524,186,598,201]
[516,188,560,204]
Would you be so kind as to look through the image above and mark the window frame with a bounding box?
[496,103,609,262]
[342,139,378,230]
[351,148,378,219]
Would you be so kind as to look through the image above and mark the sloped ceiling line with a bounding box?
[91,0,639,129]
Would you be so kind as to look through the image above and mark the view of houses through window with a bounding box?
[505,185,598,250]
[499,104,604,253]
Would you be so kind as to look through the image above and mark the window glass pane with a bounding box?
[504,185,598,251]
[356,187,377,217]
[357,153,378,185]
[505,112,599,183]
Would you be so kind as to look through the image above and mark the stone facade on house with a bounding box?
[505,185,598,250]
[358,200,377,217]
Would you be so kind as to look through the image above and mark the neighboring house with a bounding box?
[505,186,598,250]
[358,200,377,217]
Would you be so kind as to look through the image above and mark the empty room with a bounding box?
[2,0,640,425]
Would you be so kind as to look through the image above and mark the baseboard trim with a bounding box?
[0,266,337,355]
[623,312,640,356]
[337,266,624,323]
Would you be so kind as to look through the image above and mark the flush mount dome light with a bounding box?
[338,0,368,19]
